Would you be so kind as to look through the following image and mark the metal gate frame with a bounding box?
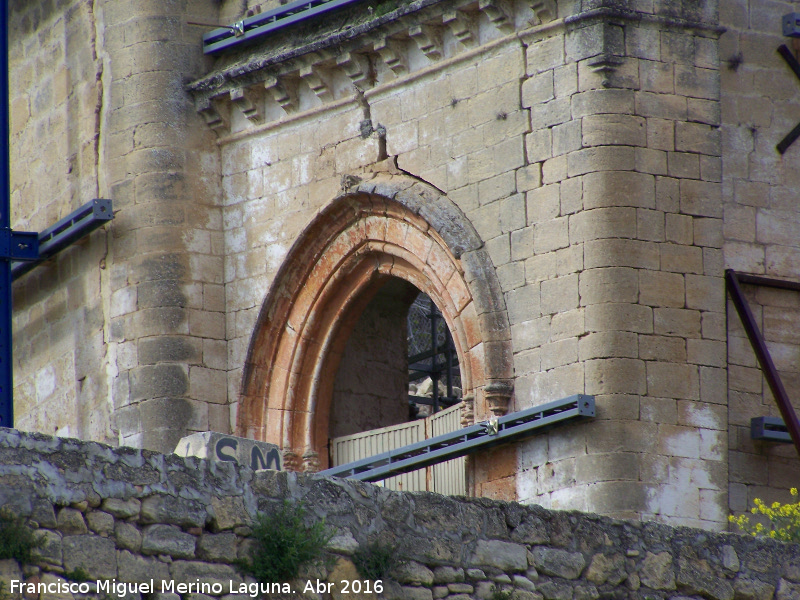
[726,269,800,457]
[330,402,465,493]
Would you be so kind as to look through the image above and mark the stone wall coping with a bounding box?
[2,426,800,599]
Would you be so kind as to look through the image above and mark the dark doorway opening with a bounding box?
[328,280,462,441]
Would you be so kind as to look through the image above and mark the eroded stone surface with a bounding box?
[62,534,117,579]
[141,525,196,559]
[530,547,586,580]
[639,551,675,590]
[471,540,529,572]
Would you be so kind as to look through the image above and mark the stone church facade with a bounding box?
[9,0,800,530]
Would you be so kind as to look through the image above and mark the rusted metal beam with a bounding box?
[736,272,800,292]
[726,269,800,457]
[777,45,800,154]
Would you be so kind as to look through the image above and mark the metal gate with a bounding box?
[428,403,465,495]
[330,402,466,494]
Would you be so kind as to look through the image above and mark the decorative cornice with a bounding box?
[213,28,517,146]
[409,24,443,59]
[189,0,723,137]
[478,0,515,34]
[442,8,477,46]
[336,51,371,85]
[189,0,557,136]
[230,87,264,123]
[196,96,229,131]
[264,75,298,113]
[561,6,725,36]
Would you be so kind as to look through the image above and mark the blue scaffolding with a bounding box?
[0,0,113,427]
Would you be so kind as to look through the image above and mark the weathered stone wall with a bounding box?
[720,0,800,516]
[10,0,109,440]
[11,0,227,453]
[197,0,738,525]
[10,0,800,530]
[97,0,226,453]
[3,428,800,600]
[514,0,727,529]
[193,0,733,525]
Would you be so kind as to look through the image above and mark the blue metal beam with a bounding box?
[320,395,595,482]
[751,416,792,443]
[12,199,113,280]
[203,0,363,54]
[1,0,13,427]
[0,2,110,427]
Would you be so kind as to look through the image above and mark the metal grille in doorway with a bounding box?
[407,294,461,418]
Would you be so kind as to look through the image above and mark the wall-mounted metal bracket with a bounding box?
[751,416,792,443]
[784,13,800,37]
[776,45,800,154]
[0,229,38,261]
[11,199,112,280]
[726,269,800,458]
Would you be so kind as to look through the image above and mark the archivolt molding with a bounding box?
[238,174,513,470]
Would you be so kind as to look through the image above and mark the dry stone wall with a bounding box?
[2,428,800,600]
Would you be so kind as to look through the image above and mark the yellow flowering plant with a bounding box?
[729,488,800,543]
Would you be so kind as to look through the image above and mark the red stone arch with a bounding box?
[238,174,513,471]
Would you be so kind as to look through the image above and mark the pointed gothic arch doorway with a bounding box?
[327,277,421,441]
[237,174,514,477]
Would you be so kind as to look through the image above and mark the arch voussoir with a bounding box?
[239,174,515,469]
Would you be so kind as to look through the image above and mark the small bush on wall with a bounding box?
[0,506,44,564]
[352,540,402,580]
[235,501,332,583]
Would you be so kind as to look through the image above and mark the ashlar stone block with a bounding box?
[534,217,569,254]
[526,35,564,75]
[654,307,701,337]
[141,524,196,559]
[579,267,638,305]
[582,114,646,147]
[670,152,701,184]
[638,271,685,307]
[521,70,554,107]
[647,362,700,400]
[570,207,637,243]
[585,358,646,395]
[585,303,653,334]
[471,540,528,571]
[583,171,655,210]
[579,331,638,360]
[541,274,578,314]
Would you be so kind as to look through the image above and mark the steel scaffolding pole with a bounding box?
[0,2,111,428]
[0,0,9,427]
